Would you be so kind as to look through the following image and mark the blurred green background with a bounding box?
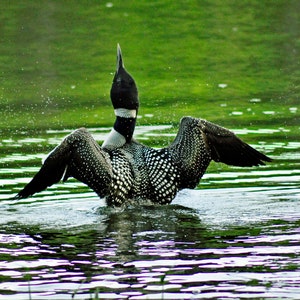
[0,0,299,132]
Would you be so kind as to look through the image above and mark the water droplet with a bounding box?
[218,83,227,88]
[250,98,261,103]
[263,111,275,115]
[289,107,297,113]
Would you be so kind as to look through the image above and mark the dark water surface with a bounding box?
[1,0,300,299]
[0,125,300,299]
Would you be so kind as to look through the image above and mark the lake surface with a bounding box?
[0,0,300,299]
[0,124,300,299]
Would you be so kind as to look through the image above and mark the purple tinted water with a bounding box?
[0,126,299,299]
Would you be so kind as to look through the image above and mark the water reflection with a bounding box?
[0,124,300,298]
[1,202,300,299]
[0,205,205,298]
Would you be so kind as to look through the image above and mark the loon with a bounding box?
[14,45,272,206]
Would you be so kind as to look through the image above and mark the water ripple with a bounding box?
[0,125,300,299]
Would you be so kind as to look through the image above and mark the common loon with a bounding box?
[14,45,272,206]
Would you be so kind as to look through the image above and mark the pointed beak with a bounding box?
[116,43,124,72]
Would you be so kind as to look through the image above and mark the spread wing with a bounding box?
[14,128,112,199]
[200,119,272,167]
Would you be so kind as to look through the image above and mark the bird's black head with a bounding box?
[110,44,139,111]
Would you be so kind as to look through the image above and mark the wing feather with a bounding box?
[200,120,272,167]
[14,128,112,199]
[14,140,72,199]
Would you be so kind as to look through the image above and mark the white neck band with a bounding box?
[115,108,137,118]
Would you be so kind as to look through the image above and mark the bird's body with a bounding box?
[14,45,272,206]
[14,117,270,206]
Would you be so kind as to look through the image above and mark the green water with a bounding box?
[0,1,300,299]
[1,0,299,131]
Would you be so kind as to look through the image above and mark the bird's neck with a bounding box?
[102,108,137,149]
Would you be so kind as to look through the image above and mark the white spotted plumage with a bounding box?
[14,46,271,206]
